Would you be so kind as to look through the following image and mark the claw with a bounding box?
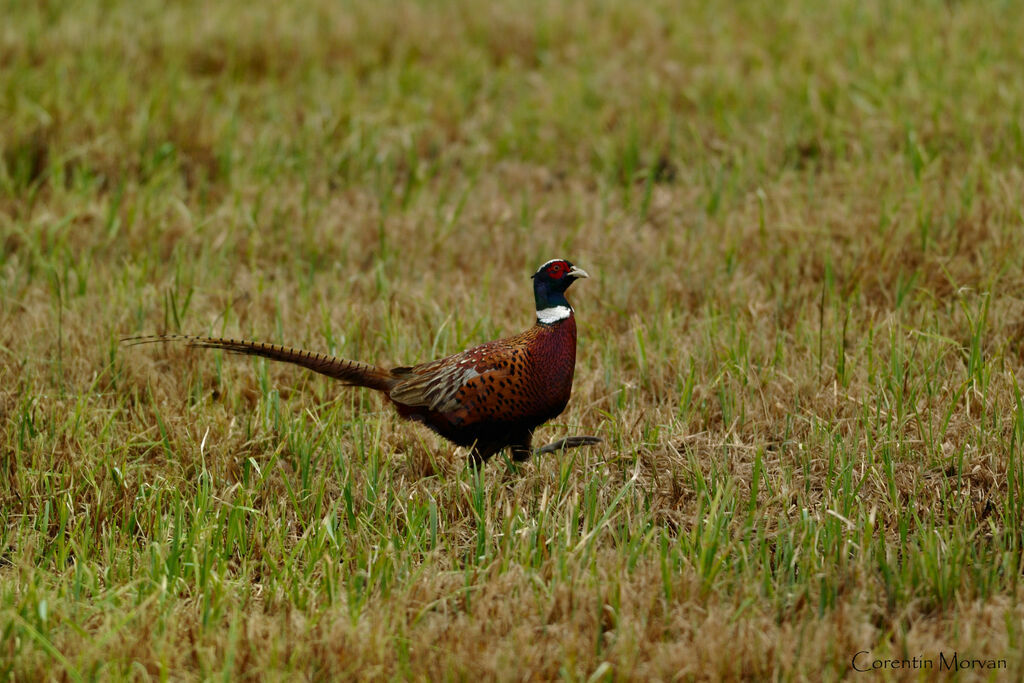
[534,435,602,456]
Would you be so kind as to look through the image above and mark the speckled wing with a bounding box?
[387,340,513,415]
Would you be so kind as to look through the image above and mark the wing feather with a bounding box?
[388,342,510,413]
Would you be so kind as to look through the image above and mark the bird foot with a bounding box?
[533,435,602,456]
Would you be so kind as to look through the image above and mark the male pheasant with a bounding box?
[127,259,599,462]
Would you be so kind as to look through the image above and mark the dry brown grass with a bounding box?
[4,0,1024,680]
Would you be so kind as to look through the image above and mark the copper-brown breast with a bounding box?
[388,316,578,440]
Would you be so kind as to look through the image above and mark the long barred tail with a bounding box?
[122,334,397,392]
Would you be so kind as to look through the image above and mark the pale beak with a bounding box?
[568,266,589,279]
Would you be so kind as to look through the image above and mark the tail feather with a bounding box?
[122,334,397,392]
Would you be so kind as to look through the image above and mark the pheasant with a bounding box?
[126,259,599,463]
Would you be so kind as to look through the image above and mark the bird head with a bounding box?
[531,259,589,291]
[531,259,589,321]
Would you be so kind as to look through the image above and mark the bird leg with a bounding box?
[468,432,601,465]
[534,435,602,456]
[510,429,535,462]
[469,442,503,466]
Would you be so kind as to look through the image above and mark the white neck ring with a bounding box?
[537,305,572,324]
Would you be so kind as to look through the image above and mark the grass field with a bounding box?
[4,0,1024,679]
